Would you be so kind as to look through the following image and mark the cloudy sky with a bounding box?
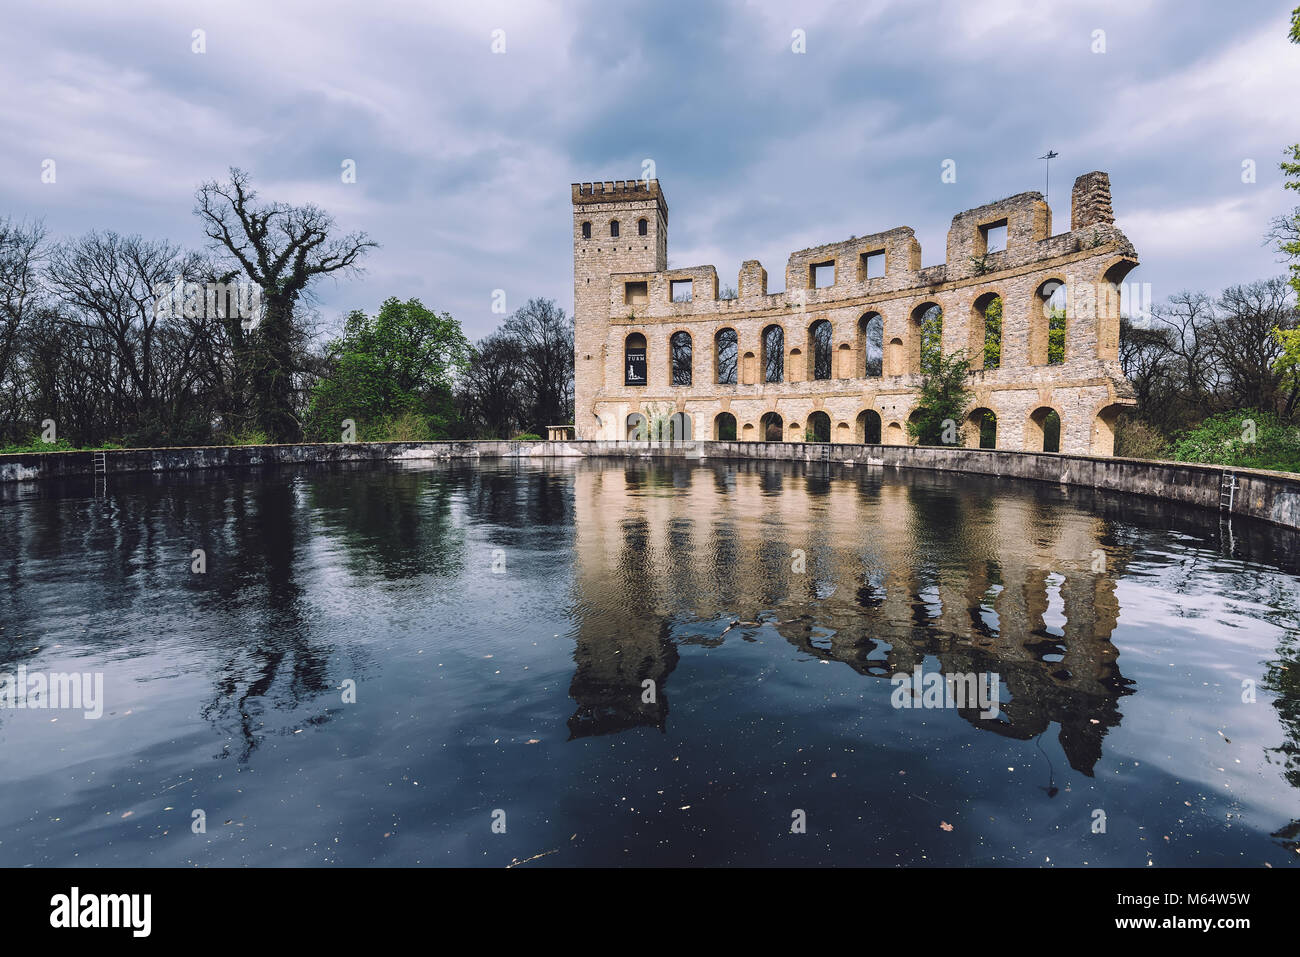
[2,0,1298,341]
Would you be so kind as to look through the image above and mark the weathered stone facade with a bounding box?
[571,172,1139,454]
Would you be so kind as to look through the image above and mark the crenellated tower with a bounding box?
[572,179,668,438]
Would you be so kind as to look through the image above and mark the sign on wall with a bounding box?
[625,348,646,386]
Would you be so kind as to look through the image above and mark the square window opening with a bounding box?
[810,261,835,289]
[980,220,1008,255]
[860,250,885,280]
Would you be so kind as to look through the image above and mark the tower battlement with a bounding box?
[572,179,668,219]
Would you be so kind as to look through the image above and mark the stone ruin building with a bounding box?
[571,170,1139,455]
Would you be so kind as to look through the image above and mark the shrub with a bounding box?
[362,411,439,442]
[1113,416,1169,460]
[225,428,270,447]
[0,436,77,454]
[1167,409,1300,472]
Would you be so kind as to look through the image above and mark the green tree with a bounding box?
[1274,12,1300,299]
[304,297,470,442]
[908,349,973,446]
[918,305,943,372]
[1047,307,1067,364]
[1275,326,1300,409]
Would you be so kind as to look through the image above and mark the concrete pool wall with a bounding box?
[3,439,1299,531]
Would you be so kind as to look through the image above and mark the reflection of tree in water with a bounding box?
[199,476,334,762]
[1263,633,1300,790]
[199,464,469,760]
[460,464,573,532]
[305,464,465,579]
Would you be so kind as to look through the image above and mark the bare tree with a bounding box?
[1148,291,1219,408]
[195,168,376,442]
[459,331,525,438]
[0,219,45,441]
[1211,278,1299,415]
[501,298,573,434]
[45,231,205,445]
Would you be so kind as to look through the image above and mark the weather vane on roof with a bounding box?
[1039,151,1059,206]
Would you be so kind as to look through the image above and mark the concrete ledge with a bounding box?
[3,439,1298,531]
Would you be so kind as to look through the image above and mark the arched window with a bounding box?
[609,220,620,238]
[762,324,784,382]
[760,411,784,441]
[624,332,647,386]
[1028,406,1061,453]
[968,408,996,448]
[911,303,943,374]
[856,409,882,444]
[858,313,883,377]
[670,331,692,385]
[637,218,648,236]
[907,408,926,445]
[714,412,737,441]
[807,411,831,442]
[973,293,1002,371]
[1092,403,1124,456]
[668,411,692,440]
[810,319,833,380]
[1036,280,1067,365]
[581,221,591,239]
[715,328,738,384]
[626,412,646,440]
[1099,262,1134,360]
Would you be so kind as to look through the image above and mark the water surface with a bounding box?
[1,459,1298,866]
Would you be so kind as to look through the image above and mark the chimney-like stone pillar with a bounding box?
[1072,171,1114,230]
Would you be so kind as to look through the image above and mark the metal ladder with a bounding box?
[1218,469,1237,512]
[1218,469,1238,556]
[92,450,108,498]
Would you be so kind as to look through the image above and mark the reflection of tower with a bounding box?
[567,464,686,737]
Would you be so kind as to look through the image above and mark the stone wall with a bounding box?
[3,440,1298,532]
[571,172,1140,456]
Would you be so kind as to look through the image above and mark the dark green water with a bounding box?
[1,459,1298,866]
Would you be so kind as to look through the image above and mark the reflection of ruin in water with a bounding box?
[568,459,1138,775]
